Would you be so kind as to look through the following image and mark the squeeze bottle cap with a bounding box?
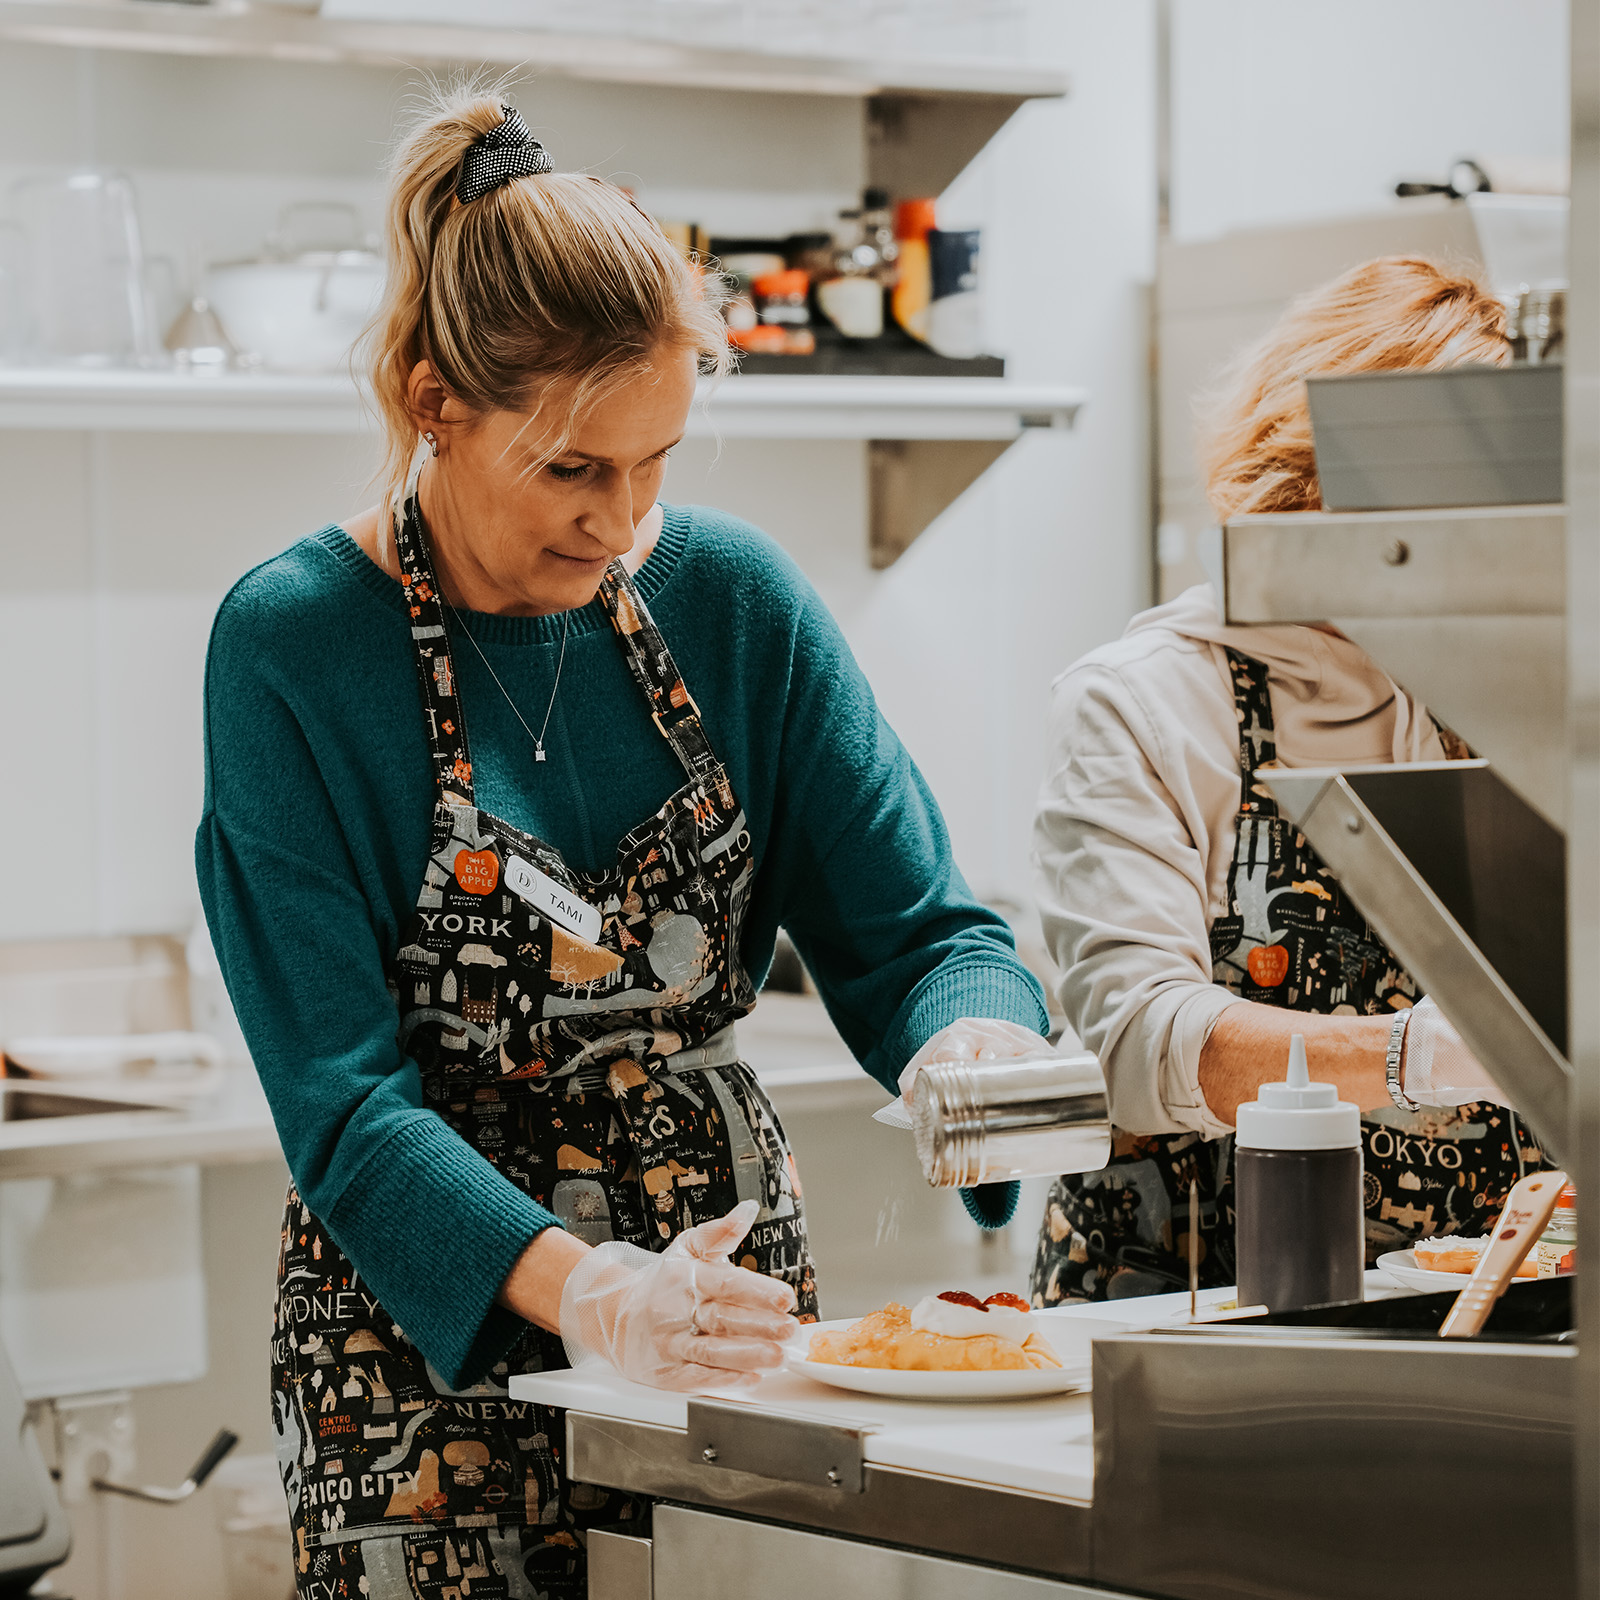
[1235,1033,1361,1151]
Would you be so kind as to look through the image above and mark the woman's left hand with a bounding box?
[897,1018,1056,1104]
[559,1199,798,1392]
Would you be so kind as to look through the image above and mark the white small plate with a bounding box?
[1376,1247,1484,1294]
[789,1319,1089,1401]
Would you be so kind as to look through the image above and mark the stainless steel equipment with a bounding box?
[1259,760,1571,1160]
[651,1504,1105,1600]
[1505,284,1566,364]
[561,1409,1093,1585]
[1305,363,1564,511]
[1221,504,1566,828]
[909,1053,1111,1187]
[1092,1321,1574,1600]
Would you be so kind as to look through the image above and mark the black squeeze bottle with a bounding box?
[1235,1034,1364,1313]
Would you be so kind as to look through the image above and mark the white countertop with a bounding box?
[510,1291,1247,1504]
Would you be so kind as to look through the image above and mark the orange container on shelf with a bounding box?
[752,268,811,326]
[892,197,937,342]
[728,324,814,355]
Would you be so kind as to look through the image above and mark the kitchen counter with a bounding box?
[0,995,877,1179]
[511,1290,1234,1582]
[0,1073,283,1179]
[513,1276,1573,1600]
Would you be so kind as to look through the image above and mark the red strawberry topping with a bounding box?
[936,1290,986,1310]
[984,1292,1031,1312]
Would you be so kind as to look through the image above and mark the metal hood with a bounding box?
[1261,760,1570,1161]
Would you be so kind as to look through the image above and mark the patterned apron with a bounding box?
[1031,648,1543,1304]
[270,482,817,1599]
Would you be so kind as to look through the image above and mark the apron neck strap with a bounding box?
[596,560,721,781]
[392,465,476,808]
[1222,648,1282,819]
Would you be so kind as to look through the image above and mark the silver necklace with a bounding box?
[445,601,570,764]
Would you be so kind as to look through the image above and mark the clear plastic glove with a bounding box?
[1403,997,1515,1108]
[559,1199,798,1392]
[896,1017,1056,1104]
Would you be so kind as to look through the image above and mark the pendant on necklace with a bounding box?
[535,745,547,763]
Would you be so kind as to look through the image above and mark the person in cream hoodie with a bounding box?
[1030,257,1542,1306]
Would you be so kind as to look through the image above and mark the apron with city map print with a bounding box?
[270,479,817,1600]
[1031,647,1542,1305]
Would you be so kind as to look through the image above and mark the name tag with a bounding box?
[505,855,603,944]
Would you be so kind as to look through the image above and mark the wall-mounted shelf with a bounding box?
[0,367,1086,440]
[0,368,1086,565]
[0,1,1068,100]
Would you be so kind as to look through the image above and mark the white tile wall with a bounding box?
[3,431,379,941]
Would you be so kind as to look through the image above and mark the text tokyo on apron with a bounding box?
[271,482,816,1600]
[1031,648,1543,1305]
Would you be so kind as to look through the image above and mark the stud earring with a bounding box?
[423,430,440,458]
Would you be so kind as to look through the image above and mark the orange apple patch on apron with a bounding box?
[1247,943,1290,987]
[454,847,499,895]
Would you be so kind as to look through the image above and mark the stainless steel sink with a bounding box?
[0,1083,167,1122]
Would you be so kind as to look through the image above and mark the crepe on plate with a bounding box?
[807,1291,1062,1372]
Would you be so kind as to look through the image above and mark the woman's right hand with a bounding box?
[1403,997,1515,1108]
[896,1017,1057,1104]
[559,1199,798,1391]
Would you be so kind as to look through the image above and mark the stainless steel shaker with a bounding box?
[910,1053,1112,1188]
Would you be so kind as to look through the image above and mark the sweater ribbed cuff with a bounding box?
[874,957,1050,1093]
[324,1114,559,1388]
[960,1182,1021,1231]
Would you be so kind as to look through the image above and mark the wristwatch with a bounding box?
[1386,1009,1420,1111]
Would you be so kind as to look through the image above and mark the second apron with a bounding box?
[1031,648,1542,1304]
[270,483,816,1600]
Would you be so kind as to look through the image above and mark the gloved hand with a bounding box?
[897,1017,1056,1104]
[1403,997,1515,1108]
[559,1199,797,1392]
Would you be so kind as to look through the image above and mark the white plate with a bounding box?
[789,1319,1089,1401]
[1376,1247,1484,1294]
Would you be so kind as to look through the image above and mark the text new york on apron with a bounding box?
[272,482,817,1600]
[1031,648,1543,1305]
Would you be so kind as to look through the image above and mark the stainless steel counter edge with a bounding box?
[564,1411,1095,1581]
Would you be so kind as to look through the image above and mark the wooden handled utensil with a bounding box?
[1439,1168,1569,1338]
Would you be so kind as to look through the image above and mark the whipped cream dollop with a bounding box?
[910,1294,1035,1344]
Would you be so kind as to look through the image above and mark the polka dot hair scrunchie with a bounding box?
[457,104,554,203]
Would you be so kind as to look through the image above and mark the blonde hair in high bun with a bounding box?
[365,81,730,506]
[1199,255,1511,522]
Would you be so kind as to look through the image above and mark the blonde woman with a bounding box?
[198,93,1047,1594]
[1030,257,1537,1307]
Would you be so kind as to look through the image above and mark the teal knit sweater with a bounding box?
[197,504,1045,1384]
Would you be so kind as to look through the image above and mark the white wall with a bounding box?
[1171,0,1569,244]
